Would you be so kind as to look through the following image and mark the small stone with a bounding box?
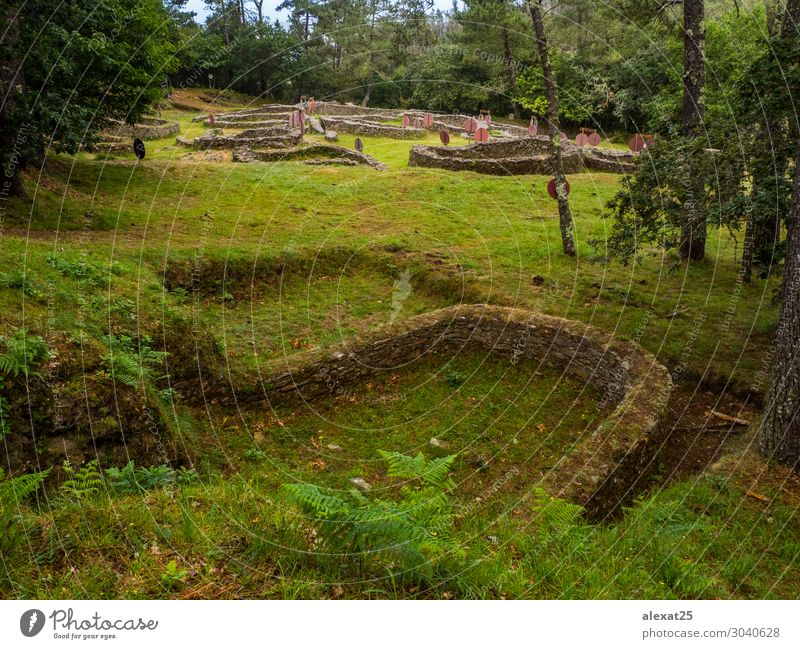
[332,351,345,360]
[350,477,371,491]
[326,444,342,451]
[531,275,545,286]
[429,437,449,449]
[486,535,499,544]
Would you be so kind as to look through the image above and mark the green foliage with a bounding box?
[0,270,42,298]
[159,559,188,590]
[0,467,49,565]
[105,461,198,495]
[0,329,49,441]
[60,460,103,500]
[443,369,466,388]
[1,0,178,179]
[103,334,168,390]
[598,136,746,263]
[283,451,461,585]
[0,329,49,378]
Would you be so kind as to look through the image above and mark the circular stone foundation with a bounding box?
[254,304,672,518]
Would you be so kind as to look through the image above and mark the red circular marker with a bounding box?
[463,117,477,134]
[588,132,601,146]
[575,133,589,147]
[528,123,538,136]
[439,130,450,146]
[424,113,434,128]
[475,127,489,142]
[354,137,363,152]
[209,113,215,127]
[628,134,646,152]
[402,115,410,127]
[547,178,570,200]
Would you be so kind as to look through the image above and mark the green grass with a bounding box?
[0,99,795,600]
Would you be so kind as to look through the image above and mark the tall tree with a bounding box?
[759,0,800,468]
[0,0,176,198]
[759,137,800,469]
[528,0,576,257]
[678,0,706,261]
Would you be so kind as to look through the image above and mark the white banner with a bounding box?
[1,600,798,648]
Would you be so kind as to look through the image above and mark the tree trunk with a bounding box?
[502,27,520,119]
[362,5,377,107]
[1,3,27,198]
[741,211,754,283]
[679,0,706,261]
[362,69,374,107]
[528,1,576,257]
[759,138,800,469]
[783,0,800,40]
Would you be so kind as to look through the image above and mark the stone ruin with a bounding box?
[96,117,181,152]
[175,99,639,175]
[408,135,638,176]
[244,303,672,519]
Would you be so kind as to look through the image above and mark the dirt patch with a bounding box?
[661,386,759,482]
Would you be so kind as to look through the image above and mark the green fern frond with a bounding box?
[0,467,50,512]
[378,450,456,489]
[60,460,103,500]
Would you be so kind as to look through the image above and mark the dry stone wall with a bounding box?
[247,304,671,518]
[409,137,638,176]
[108,118,180,140]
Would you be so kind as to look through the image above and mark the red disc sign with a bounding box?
[575,133,589,147]
[588,132,601,146]
[439,130,450,146]
[547,178,570,200]
[402,115,410,127]
[463,117,477,134]
[528,123,538,136]
[475,127,489,142]
[424,113,434,128]
[209,113,215,126]
[628,134,646,152]
[354,137,363,153]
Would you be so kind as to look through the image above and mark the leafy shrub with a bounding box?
[283,451,462,586]
[0,270,41,298]
[443,369,465,388]
[105,461,198,495]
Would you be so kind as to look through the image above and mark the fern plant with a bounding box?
[102,334,168,389]
[60,460,103,500]
[0,329,49,441]
[105,461,198,495]
[0,467,50,558]
[283,451,462,585]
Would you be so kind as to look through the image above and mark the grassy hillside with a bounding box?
[1,92,797,599]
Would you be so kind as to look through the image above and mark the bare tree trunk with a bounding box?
[502,27,520,119]
[529,0,576,257]
[679,0,706,261]
[362,3,377,107]
[760,138,800,469]
[252,0,264,23]
[362,69,374,107]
